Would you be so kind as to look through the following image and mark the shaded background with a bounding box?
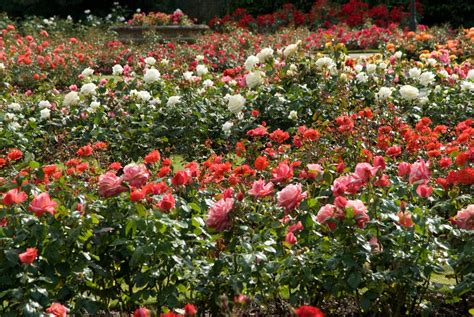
[0,0,472,27]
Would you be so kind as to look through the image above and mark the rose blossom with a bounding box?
[271,162,293,183]
[277,183,307,211]
[133,307,151,317]
[455,205,474,230]
[317,204,338,230]
[2,188,27,205]
[157,193,175,211]
[416,184,433,198]
[346,199,370,228]
[248,179,274,198]
[46,302,68,317]
[29,192,57,217]
[409,159,431,184]
[207,198,234,232]
[398,211,414,227]
[354,162,379,182]
[122,164,150,188]
[98,172,127,198]
[19,247,38,264]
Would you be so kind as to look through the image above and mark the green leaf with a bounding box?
[347,272,361,290]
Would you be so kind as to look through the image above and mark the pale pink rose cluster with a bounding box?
[317,198,369,230]
[207,198,235,232]
[98,163,150,198]
[455,204,474,230]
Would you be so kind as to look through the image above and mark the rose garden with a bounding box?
[0,1,473,316]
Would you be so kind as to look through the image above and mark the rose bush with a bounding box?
[0,7,473,316]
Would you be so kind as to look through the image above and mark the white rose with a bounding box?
[366,64,377,74]
[144,56,156,66]
[222,121,233,133]
[283,43,299,58]
[288,110,298,120]
[408,67,421,79]
[0,63,5,71]
[38,100,51,108]
[137,90,151,101]
[399,85,419,101]
[203,79,214,88]
[40,108,51,120]
[80,83,97,95]
[8,103,21,111]
[418,71,435,86]
[376,87,392,100]
[256,47,274,63]
[112,64,123,75]
[246,71,263,89]
[196,64,208,76]
[461,81,474,91]
[356,72,368,83]
[144,68,161,83]
[467,69,474,80]
[226,94,246,113]
[167,96,181,107]
[394,51,403,59]
[196,55,204,62]
[378,62,387,70]
[87,101,101,113]
[9,122,21,131]
[183,71,194,81]
[81,67,94,77]
[426,58,437,66]
[5,113,16,121]
[161,59,169,66]
[315,57,335,69]
[418,96,429,105]
[244,55,259,71]
[64,91,80,106]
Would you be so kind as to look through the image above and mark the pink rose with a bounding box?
[455,205,474,230]
[354,162,379,182]
[98,172,127,198]
[277,183,307,211]
[2,188,27,206]
[271,162,294,183]
[122,163,150,188]
[29,192,57,217]
[248,179,274,198]
[345,199,370,228]
[285,231,297,245]
[317,204,337,230]
[207,198,234,232]
[398,162,411,177]
[409,159,431,184]
[306,163,323,179]
[416,184,433,198]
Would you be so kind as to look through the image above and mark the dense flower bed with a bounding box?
[0,10,473,317]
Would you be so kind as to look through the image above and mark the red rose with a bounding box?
[144,150,161,164]
[295,305,325,317]
[7,149,23,161]
[184,303,197,316]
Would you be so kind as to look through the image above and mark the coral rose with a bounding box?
[2,188,27,206]
[29,192,57,217]
[19,247,38,264]
[46,302,68,317]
